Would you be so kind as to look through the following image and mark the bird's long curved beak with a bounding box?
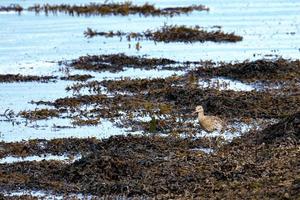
[192,111,197,115]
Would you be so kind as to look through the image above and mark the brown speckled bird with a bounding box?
[193,105,224,132]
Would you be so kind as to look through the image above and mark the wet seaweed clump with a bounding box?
[64,53,177,72]
[84,28,125,38]
[85,25,243,43]
[0,2,208,17]
[34,94,109,108]
[193,58,300,82]
[60,74,94,82]
[0,4,23,13]
[71,117,100,126]
[67,76,183,94]
[0,138,101,159]
[104,76,183,93]
[150,25,242,43]
[19,109,61,120]
[254,111,300,145]
[0,74,56,83]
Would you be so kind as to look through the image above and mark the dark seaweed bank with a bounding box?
[192,58,300,83]
[0,74,94,83]
[85,25,243,43]
[0,138,102,159]
[63,53,179,72]
[60,74,94,82]
[0,74,56,83]
[0,113,299,199]
[0,4,23,13]
[0,2,208,17]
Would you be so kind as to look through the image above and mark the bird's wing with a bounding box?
[209,116,224,128]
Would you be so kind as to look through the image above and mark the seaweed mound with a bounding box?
[194,59,300,82]
[256,111,300,145]
[85,25,243,43]
[148,25,242,43]
[60,136,210,197]
[0,74,56,83]
[66,54,176,72]
[0,3,209,17]
[1,126,299,198]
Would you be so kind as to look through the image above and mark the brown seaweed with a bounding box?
[0,4,23,13]
[85,25,243,43]
[0,3,209,17]
[60,74,94,82]
[63,53,177,72]
[0,74,56,83]
[19,109,61,120]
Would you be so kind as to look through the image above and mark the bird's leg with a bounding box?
[208,136,212,149]
[220,126,226,135]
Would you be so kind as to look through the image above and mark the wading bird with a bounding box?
[193,105,224,133]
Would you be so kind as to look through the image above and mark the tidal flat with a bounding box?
[0,0,299,199]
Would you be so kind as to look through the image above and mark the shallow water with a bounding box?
[195,121,255,140]
[0,116,140,142]
[0,0,299,142]
[2,190,95,200]
[0,153,81,164]
[198,77,256,91]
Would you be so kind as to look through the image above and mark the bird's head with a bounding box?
[192,105,204,115]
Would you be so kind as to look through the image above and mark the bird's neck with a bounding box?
[198,112,205,120]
